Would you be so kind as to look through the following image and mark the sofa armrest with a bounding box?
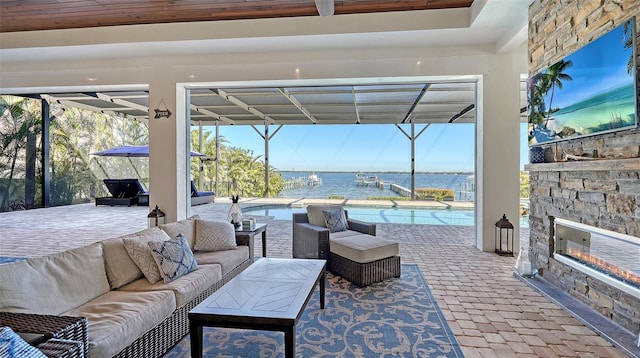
[38,338,84,358]
[292,212,309,224]
[347,218,376,236]
[234,232,255,261]
[292,222,330,259]
[0,312,88,358]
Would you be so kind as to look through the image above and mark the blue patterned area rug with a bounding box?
[165,264,463,357]
[0,257,26,265]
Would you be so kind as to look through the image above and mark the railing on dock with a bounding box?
[356,174,394,190]
[390,184,412,197]
[283,175,323,190]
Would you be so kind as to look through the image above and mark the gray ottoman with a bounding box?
[328,234,401,287]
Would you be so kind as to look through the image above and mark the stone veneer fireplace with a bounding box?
[527,155,640,336]
[527,0,640,339]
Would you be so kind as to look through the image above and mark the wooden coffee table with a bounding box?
[189,258,326,358]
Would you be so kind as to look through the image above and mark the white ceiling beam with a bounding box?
[214,89,275,124]
[278,88,317,124]
[96,92,149,112]
[190,104,235,124]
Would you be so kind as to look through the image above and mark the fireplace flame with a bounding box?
[566,248,640,287]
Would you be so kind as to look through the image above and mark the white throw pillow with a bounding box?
[159,214,200,249]
[195,219,238,251]
[123,227,171,284]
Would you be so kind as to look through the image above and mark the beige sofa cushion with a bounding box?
[101,237,143,289]
[62,289,175,358]
[307,204,343,227]
[118,264,222,308]
[194,246,249,275]
[330,234,399,263]
[0,243,109,315]
[160,214,200,248]
[123,227,172,284]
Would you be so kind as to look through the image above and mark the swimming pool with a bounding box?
[242,205,477,226]
[243,205,530,227]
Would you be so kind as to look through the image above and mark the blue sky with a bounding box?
[206,123,530,172]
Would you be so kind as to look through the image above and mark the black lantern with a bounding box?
[495,214,514,256]
[148,205,166,228]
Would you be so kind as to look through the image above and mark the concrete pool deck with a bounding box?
[0,198,629,357]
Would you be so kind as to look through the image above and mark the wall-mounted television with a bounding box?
[528,17,638,146]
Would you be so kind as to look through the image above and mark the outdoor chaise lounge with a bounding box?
[191,180,215,206]
[292,205,401,286]
[95,178,147,207]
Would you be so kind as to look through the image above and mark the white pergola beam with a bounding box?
[278,88,317,124]
[215,89,275,124]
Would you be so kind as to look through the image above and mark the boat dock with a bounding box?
[355,173,394,189]
[283,174,323,190]
[390,183,412,197]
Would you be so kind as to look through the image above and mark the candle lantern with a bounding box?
[495,214,514,256]
[148,205,166,228]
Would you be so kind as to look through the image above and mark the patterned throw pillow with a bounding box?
[0,326,47,358]
[148,234,198,283]
[123,228,171,284]
[323,209,349,233]
[194,220,237,251]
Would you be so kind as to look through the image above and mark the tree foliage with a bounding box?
[191,127,285,197]
[0,96,41,211]
[519,171,529,199]
[1,95,287,212]
[0,96,149,211]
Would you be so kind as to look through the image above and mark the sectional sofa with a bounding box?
[0,215,253,357]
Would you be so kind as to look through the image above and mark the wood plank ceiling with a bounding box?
[0,0,473,33]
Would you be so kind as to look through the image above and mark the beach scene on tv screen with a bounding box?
[528,18,637,145]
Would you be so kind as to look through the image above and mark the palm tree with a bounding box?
[527,72,547,127]
[622,19,634,75]
[544,59,573,125]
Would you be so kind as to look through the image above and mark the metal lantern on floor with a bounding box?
[495,214,514,256]
[148,205,165,228]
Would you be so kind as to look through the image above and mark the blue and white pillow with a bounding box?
[148,234,198,283]
[323,209,349,233]
[0,326,47,358]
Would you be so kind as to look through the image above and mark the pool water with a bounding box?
[243,205,530,227]
[243,205,472,226]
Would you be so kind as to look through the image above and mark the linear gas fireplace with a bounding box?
[553,218,640,298]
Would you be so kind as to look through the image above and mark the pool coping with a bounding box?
[238,197,475,211]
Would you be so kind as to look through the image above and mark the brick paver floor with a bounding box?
[0,199,630,357]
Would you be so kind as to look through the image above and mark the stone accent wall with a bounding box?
[528,161,640,332]
[528,0,640,335]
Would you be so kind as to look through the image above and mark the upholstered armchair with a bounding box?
[292,205,376,260]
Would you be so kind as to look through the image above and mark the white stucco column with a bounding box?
[476,55,522,253]
[148,77,189,222]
